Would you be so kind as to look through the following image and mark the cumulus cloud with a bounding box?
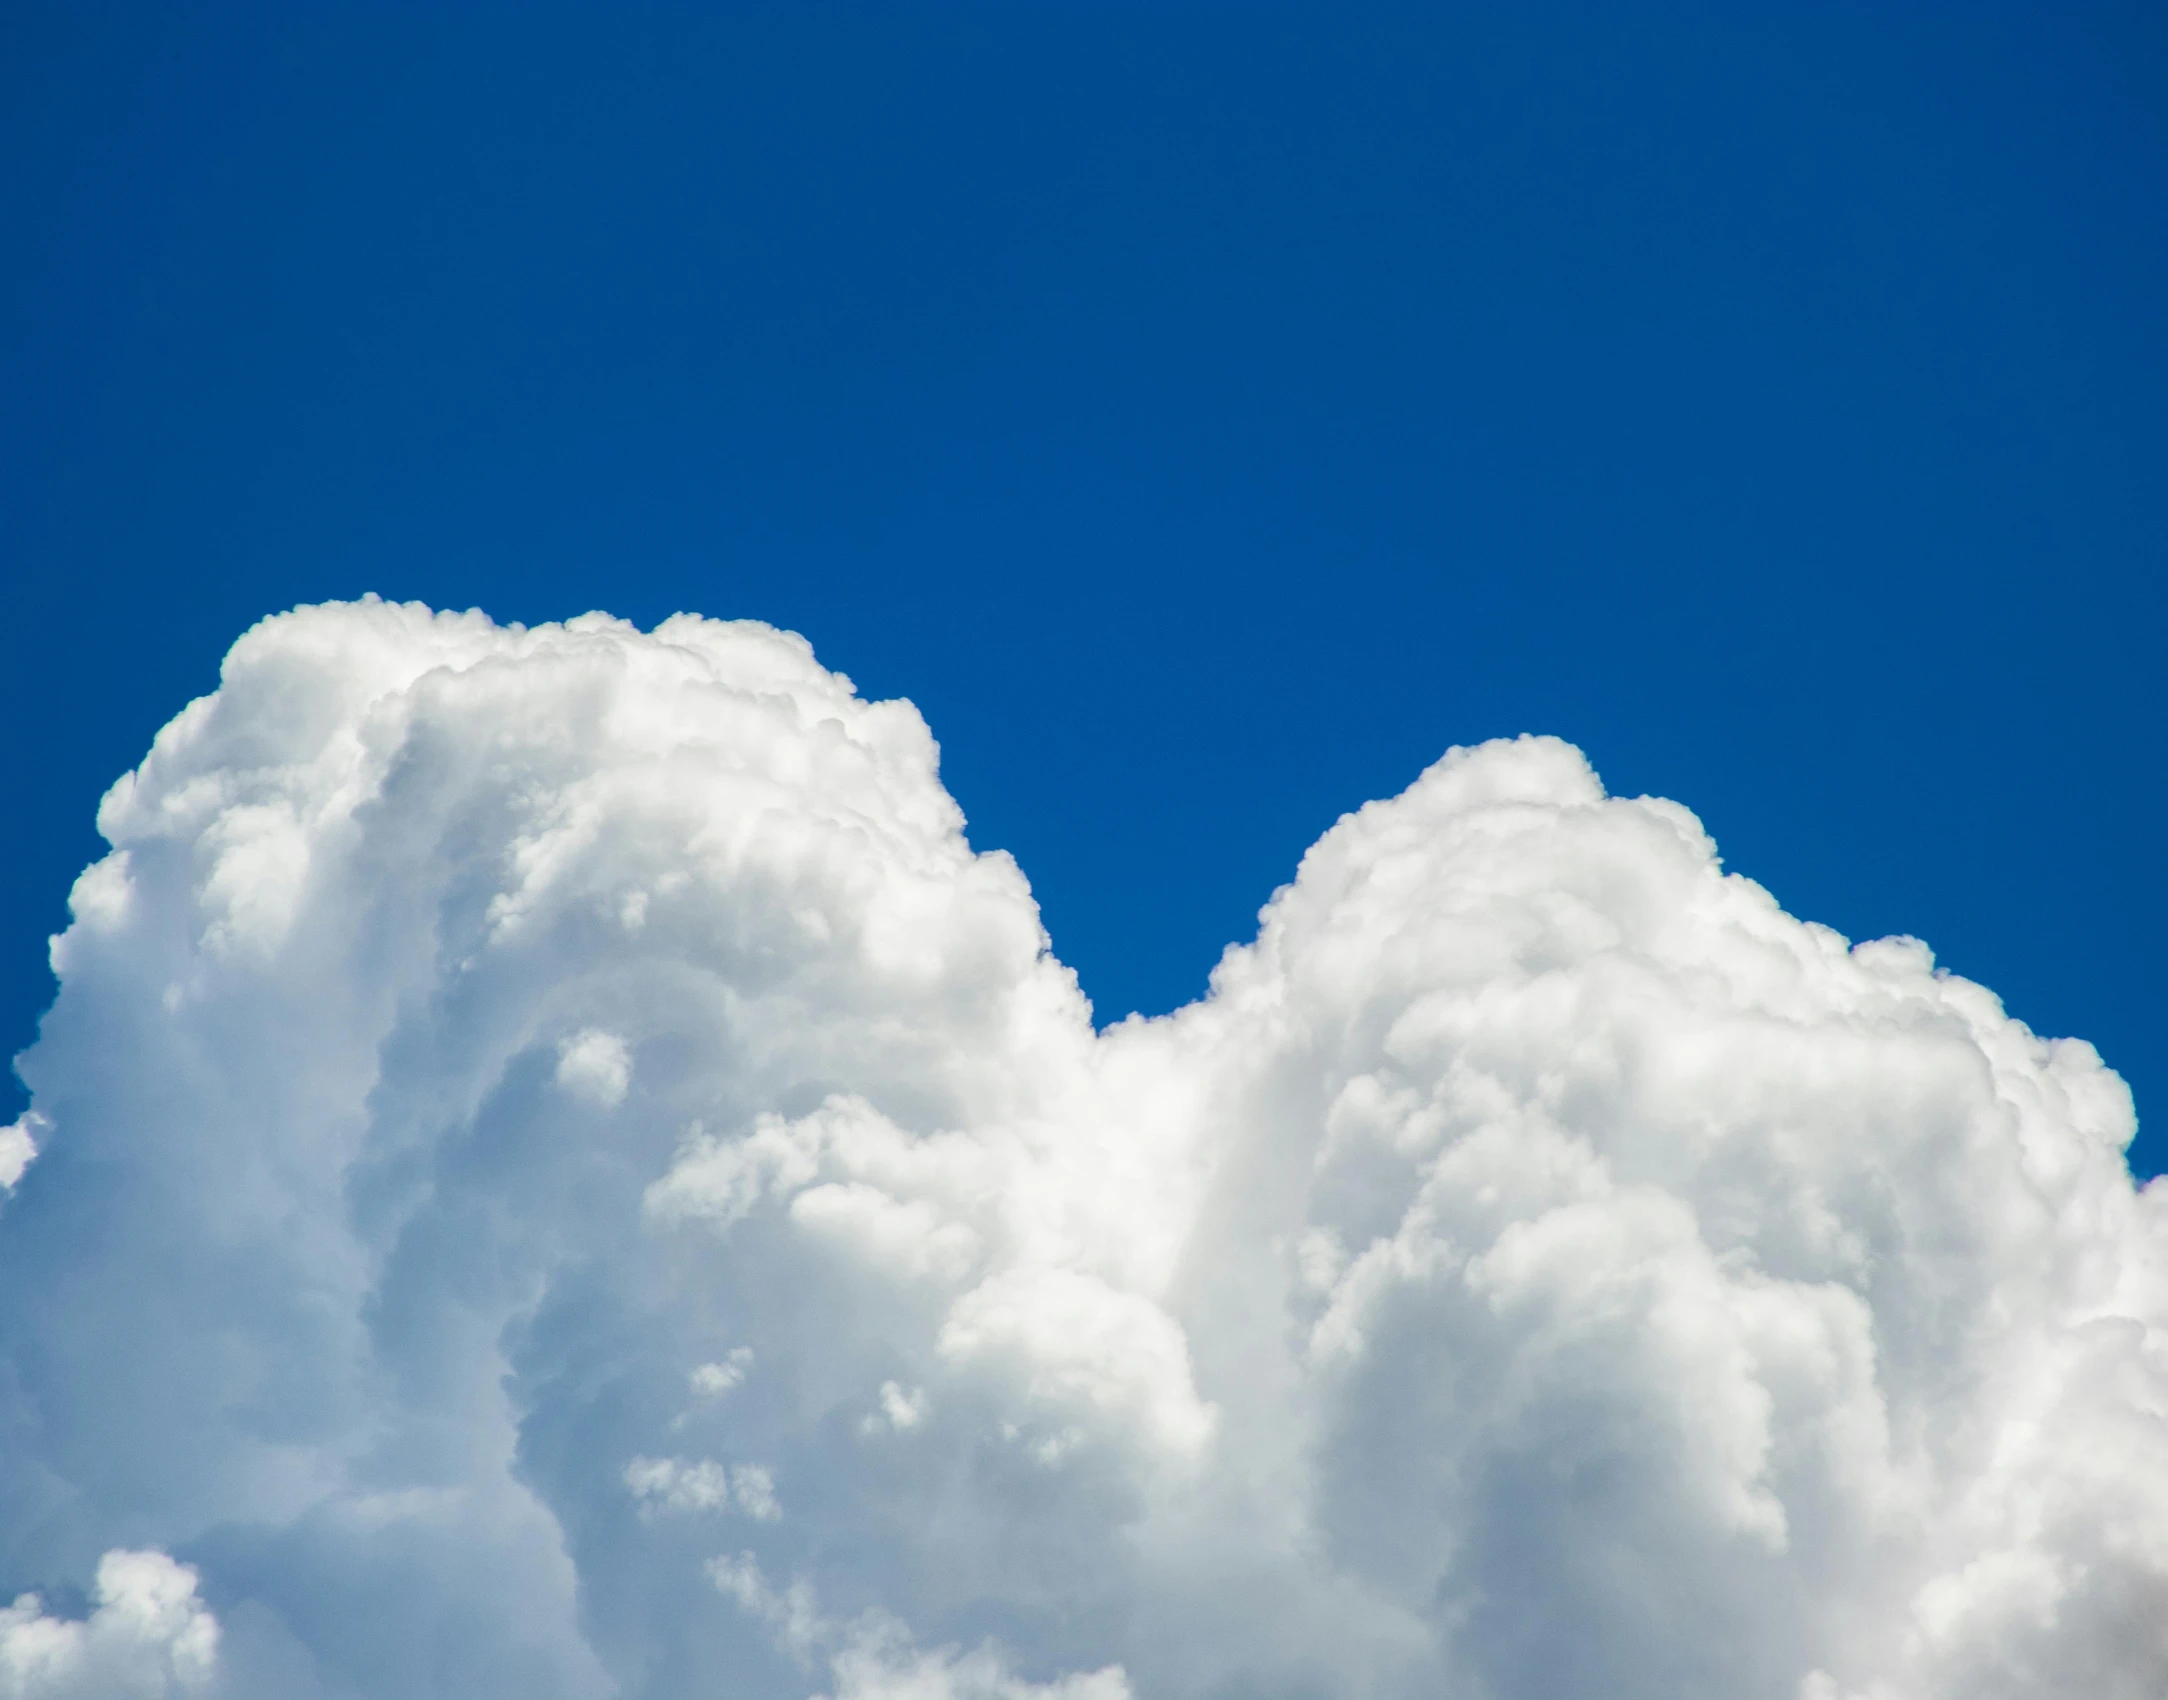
[1,597,2162,1699]
[0,1549,217,1698]
[0,1113,41,1192]
[558,1029,633,1108]
[709,1550,1133,1700]
[690,1348,756,1399]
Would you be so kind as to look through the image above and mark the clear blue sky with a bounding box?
[4,3,2163,1176]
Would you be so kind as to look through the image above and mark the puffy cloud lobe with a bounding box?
[558,1030,633,1109]
[0,597,2162,1699]
[706,1552,1132,1700]
[0,1550,217,1698]
[0,1114,40,1192]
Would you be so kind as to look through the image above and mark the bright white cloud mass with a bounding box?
[2,598,2163,1699]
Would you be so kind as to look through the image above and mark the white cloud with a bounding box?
[556,1029,633,1108]
[624,1457,780,1522]
[869,1381,927,1433]
[731,1464,782,1522]
[708,1552,1133,1700]
[0,1549,218,1698]
[0,1113,42,1193]
[691,1348,756,1398]
[625,1456,733,1515]
[1,597,2163,1698]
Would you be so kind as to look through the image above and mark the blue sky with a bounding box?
[4,1,2162,1178]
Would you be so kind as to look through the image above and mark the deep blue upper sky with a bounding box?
[4,4,2162,1176]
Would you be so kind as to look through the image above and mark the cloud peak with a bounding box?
[3,599,2161,1698]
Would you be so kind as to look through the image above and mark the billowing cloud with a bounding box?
[0,1549,217,1699]
[0,1114,39,1193]
[1,597,2161,1698]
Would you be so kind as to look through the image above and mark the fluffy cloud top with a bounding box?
[0,1550,216,1699]
[2,598,2161,1698]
